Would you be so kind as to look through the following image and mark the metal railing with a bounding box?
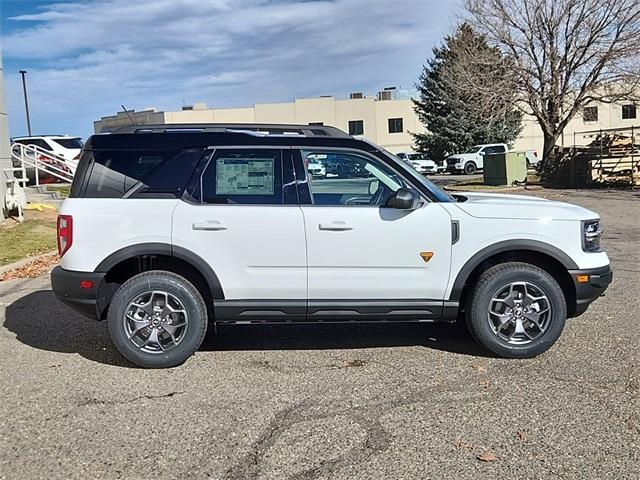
[10,143,76,185]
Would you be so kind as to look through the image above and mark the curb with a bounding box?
[0,250,58,276]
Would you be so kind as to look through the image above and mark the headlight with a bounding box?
[582,220,602,252]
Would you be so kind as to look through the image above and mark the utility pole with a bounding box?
[19,70,32,137]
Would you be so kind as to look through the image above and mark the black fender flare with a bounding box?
[94,242,225,299]
[448,239,578,301]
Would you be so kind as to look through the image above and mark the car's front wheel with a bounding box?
[464,162,477,175]
[107,271,208,368]
[466,262,567,358]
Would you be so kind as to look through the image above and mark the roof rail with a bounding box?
[106,123,352,138]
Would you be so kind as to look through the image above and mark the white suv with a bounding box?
[51,124,612,368]
[12,135,83,172]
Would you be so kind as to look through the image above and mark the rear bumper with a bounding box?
[568,265,613,317]
[51,266,105,320]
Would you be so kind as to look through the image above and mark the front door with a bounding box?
[172,147,307,321]
[298,149,452,321]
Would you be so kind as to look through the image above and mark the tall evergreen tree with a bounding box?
[413,24,523,162]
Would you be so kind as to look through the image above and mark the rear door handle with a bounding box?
[192,221,228,231]
[318,222,354,231]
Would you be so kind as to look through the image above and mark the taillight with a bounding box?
[57,215,73,257]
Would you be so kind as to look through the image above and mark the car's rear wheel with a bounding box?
[464,162,477,175]
[107,271,208,368]
[466,262,566,358]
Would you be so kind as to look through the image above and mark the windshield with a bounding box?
[52,138,83,149]
[408,153,422,160]
[464,145,482,153]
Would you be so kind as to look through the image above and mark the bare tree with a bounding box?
[465,0,640,168]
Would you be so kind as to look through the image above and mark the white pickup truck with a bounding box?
[446,144,538,175]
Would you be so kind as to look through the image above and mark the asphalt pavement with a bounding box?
[0,188,638,479]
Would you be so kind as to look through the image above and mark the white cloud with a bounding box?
[4,0,459,137]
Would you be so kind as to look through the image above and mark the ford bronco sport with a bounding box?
[51,124,612,368]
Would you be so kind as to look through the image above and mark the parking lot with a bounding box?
[0,188,638,479]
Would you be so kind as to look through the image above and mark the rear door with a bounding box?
[172,147,307,321]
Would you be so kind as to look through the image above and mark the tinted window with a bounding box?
[388,118,403,133]
[15,138,52,151]
[348,120,364,136]
[583,106,598,122]
[200,149,283,205]
[484,145,506,154]
[84,148,202,198]
[622,104,637,119]
[52,138,83,149]
[302,150,408,206]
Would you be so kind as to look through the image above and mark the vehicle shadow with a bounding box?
[203,321,494,357]
[3,290,133,367]
[3,290,493,368]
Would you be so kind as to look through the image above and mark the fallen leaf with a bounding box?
[0,254,58,281]
[477,452,497,462]
[517,430,528,442]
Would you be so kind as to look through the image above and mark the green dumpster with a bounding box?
[483,152,528,186]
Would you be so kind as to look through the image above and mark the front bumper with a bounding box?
[51,266,105,320]
[414,166,437,174]
[568,265,613,317]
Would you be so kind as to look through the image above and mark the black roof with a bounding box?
[87,123,374,151]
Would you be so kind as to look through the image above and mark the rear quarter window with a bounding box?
[81,148,203,198]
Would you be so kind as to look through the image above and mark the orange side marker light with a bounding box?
[420,252,434,263]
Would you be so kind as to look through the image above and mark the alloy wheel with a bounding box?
[487,281,552,345]
[123,290,189,354]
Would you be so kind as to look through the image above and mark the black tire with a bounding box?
[107,271,208,368]
[465,262,566,358]
[464,162,477,175]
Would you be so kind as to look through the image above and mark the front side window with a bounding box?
[388,117,403,133]
[484,145,506,154]
[348,120,364,136]
[52,138,83,149]
[302,150,409,206]
[201,149,282,205]
[622,104,637,120]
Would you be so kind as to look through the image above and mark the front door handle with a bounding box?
[192,221,228,231]
[318,222,354,231]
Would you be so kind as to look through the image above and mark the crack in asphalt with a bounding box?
[221,388,483,480]
[77,390,185,407]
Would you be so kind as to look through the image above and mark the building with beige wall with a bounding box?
[95,88,426,154]
[95,89,638,156]
[513,100,639,154]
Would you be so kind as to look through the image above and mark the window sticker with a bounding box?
[216,157,274,195]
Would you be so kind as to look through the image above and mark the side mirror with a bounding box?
[479,151,486,155]
[393,188,420,210]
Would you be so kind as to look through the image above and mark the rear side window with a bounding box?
[199,149,283,205]
[83,148,203,198]
[15,138,52,151]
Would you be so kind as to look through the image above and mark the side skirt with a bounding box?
[213,299,459,324]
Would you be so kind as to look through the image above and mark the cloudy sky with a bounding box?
[2,0,459,138]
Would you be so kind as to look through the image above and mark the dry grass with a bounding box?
[0,211,57,267]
